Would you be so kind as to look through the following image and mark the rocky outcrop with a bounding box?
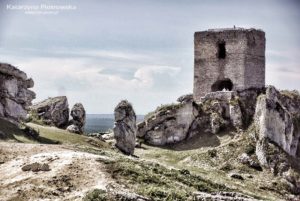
[254,86,300,170]
[138,86,300,153]
[0,63,35,123]
[67,103,86,134]
[177,94,193,104]
[113,100,136,155]
[138,102,198,145]
[138,91,249,146]
[30,96,69,128]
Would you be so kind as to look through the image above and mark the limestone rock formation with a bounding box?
[254,86,300,169]
[177,94,193,104]
[0,63,35,123]
[137,102,198,145]
[30,96,69,128]
[138,86,300,153]
[113,100,136,155]
[67,103,86,134]
[138,91,248,146]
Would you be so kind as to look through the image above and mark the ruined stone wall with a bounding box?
[0,63,35,123]
[244,30,265,88]
[194,28,265,102]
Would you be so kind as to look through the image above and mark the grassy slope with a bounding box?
[0,118,33,143]
[0,118,290,200]
[0,118,108,148]
[133,129,288,201]
[26,123,107,147]
[81,129,288,201]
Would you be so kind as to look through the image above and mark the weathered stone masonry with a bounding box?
[193,28,265,101]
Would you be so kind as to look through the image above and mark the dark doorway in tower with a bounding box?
[211,79,233,92]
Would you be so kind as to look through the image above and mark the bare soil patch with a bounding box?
[0,142,110,201]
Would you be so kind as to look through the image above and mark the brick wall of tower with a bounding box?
[193,28,265,102]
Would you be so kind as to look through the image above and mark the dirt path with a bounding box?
[0,142,111,201]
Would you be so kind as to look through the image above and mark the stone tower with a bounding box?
[193,28,265,101]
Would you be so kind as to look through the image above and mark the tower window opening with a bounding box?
[218,42,226,59]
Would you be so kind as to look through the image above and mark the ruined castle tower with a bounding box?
[193,28,265,101]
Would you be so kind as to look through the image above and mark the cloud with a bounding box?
[267,49,300,61]
[1,52,182,104]
[81,50,150,61]
[266,49,300,75]
[0,47,153,62]
[99,67,136,80]
[134,65,181,88]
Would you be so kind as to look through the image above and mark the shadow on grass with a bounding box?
[163,133,220,151]
[142,130,236,151]
[0,118,21,140]
[35,136,61,144]
[0,118,60,144]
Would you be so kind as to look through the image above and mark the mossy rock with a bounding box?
[84,189,108,201]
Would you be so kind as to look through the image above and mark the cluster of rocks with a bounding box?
[137,86,300,159]
[135,85,300,192]
[137,89,257,146]
[0,63,86,135]
[0,63,35,123]
[29,96,86,134]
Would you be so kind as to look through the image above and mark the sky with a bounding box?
[0,0,299,114]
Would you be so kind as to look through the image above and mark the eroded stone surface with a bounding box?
[0,63,35,123]
[177,94,194,104]
[138,86,300,159]
[252,86,300,176]
[30,96,69,128]
[138,92,243,146]
[113,100,136,155]
[67,103,86,134]
[254,86,300,159]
